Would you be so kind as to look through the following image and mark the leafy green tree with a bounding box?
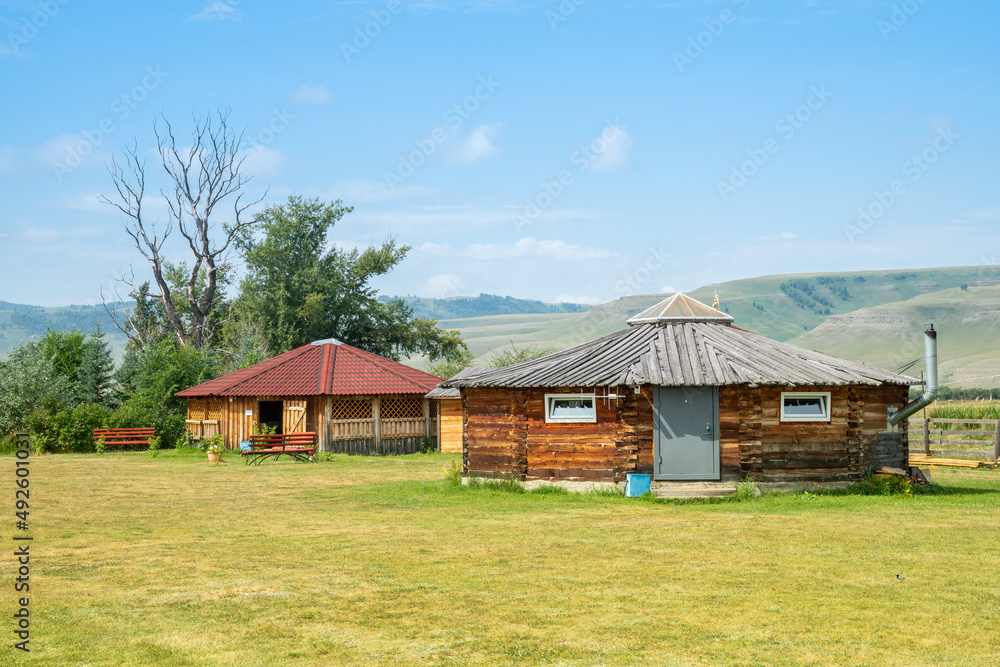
[235,196,470,362]
[427,349,476,379]
[0,343,69,436]
[38,329,88,388]
[210,304,272,374]
[127,340,220,411]
[123,281,169,354]
[488,342,556,368]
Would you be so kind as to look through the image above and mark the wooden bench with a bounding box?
[93,428,156,450]
[242,432,317,466]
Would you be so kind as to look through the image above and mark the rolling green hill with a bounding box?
[381,293,589,320]
[788,285,1000,389]
[427,266,1000,388]
[0,302,126,357]
[8,265,1000,388]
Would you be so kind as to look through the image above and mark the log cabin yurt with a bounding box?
[442,293,934,493]
[177,338,443,454]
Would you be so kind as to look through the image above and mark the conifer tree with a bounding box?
[76,324,115,405]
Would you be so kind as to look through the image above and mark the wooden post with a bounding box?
[423,397,431,439]
[993,419,1000,461]
[436,400,442,448]
[372,395,381,453]
[924,417,930,456]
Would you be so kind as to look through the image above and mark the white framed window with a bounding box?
[544,394,597,423]
[780,392,831,422]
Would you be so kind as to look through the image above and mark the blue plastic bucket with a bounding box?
[625,473,651,497]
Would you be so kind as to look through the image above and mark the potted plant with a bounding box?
[204,434,226,464]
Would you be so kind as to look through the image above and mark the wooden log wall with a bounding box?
[463,387,524,478]
[717,384,908,483]
[611,387,654,482]
[524,387,619,482]
[462,382,908,484]
[463,386,654,483]
[853,384,910,470]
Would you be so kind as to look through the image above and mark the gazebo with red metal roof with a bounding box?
[176,338,444,454]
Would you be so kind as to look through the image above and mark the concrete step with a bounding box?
[651,481,738,498]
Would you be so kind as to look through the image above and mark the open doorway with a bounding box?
[258,401,283,434]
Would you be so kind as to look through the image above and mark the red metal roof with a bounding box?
[176,339,443,398]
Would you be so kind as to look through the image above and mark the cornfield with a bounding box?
[910,401,1000,452]
[925,401,1000,421]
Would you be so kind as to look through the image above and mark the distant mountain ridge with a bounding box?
[424,265,1000,388]
[0,302,126,357]
[8,266,1000,388]
[381,293,590,320]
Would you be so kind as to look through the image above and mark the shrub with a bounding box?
[855,472,913,497]
[175,429,196,452]
[108,396,185,449]
[147,435,161,458]
[442,459,462,486]
[733,474,761,501]
[24,403,111,453]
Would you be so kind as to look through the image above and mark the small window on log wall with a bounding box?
[544,394,597,423]
[780,392,831,422]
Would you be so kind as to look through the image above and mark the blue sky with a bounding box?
[1,0,997,307]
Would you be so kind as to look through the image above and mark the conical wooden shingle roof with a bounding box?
[627,292,734,325]
[443,294,916,389]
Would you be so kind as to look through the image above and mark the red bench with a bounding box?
[242,432,317,465]
[93,428,156,450]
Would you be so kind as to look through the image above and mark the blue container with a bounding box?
[625,473,651,497]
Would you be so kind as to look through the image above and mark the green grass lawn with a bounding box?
[5,450,1000,665]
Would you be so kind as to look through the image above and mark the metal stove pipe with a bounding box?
[888,323,938,427]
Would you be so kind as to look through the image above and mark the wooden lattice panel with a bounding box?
[207,400,223,421]
[381,397,423,420]
[331,398,372,421]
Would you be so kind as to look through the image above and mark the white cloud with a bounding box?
[553,294,604,305]
[290,85,332,105]
[418,242,453,255]
[188,2,242,22]
[587,126,633,173]
[325,179,432,203]
[660,285,678,294]
[756,232,800,241]
[34,133,110,172]
[350,205,613,230]
[449,123,502,164]
[464,237,612,262]
[241,146,286,178]
[21,227,60,245]
[426,273,466,298]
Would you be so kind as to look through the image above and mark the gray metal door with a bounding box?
[654,386,719,481]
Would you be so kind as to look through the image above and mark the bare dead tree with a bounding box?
[101,111,265,349]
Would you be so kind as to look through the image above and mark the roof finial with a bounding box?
[713,290,719,310]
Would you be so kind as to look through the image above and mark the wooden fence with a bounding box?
[907,417,1000,459]
[326,435,436,456]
